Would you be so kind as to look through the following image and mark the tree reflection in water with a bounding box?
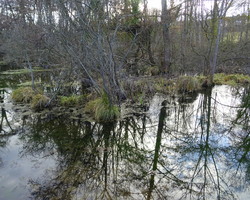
[232,86,250,183]
[1,88,19,167]
[18,86,250,200]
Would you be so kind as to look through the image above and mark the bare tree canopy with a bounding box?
[0,0,249,101]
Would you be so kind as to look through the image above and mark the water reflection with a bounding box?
[1,86,250,199]
[0,69,79,95]
[232,86,250,184]
[0,89,15,164]
[147,102,167,200]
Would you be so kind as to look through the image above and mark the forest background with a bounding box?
[0,0,249,107]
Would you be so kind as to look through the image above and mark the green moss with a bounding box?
[59,95,85,107]
[1,68,51,75]
[12,87,36,103]
[176,76,200,93]
[85,93,120,122]
[214,73,250,86]
[31,94,50,111]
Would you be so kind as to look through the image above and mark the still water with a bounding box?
[0,74,250,199]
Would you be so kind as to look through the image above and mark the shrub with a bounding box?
[31,94,50,111]
[85,93,120,122]
[12,87,35,103]
[176,76,200,93]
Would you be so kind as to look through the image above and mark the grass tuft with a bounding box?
[154,78,176,94]
[12,87,50,111]
[176,76,200,93]
[31,94,50,111]
[85,93,120,122]
[12,87,36,103]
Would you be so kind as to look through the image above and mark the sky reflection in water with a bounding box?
[0,85,249,200]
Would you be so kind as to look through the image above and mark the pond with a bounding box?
[0,71,250,200]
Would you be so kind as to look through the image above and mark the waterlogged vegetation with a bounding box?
[85,93,120,122]
[124,73,250,101]
[11,86,50,111]
[7,67,250,119]
[213,73,250,85]
[1,71,250,199]
[1,0,250,198]
[0,25,250,200]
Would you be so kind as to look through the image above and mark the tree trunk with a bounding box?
[209,0,229,83]
[161,0,171,74]
[246,1,250,40]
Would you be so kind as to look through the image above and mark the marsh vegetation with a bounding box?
[1,72,250,199]
[1,0,250,199]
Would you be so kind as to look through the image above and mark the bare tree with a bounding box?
[208,0,233,83]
